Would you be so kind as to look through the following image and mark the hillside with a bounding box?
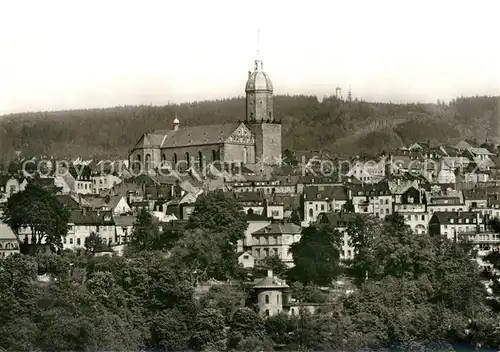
[0,95,498,161]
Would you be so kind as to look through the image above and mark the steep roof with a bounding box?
[252,222,301,235]
[132,123,243,149]
[0,222,17,240]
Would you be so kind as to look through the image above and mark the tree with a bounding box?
[186,190,248,244]
[227,308,266,351]
[190,308,227,351]
[85,232,108,253]
[84,232,108,254]
[129,208,160,252]
[253,254,289,278]
[288,223,343,285]
[200,284,247,323]
[2,183,70,254]
[169,229,242,282]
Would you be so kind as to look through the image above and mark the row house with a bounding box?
[251,221,302,267]
[345,158,386,184]
[229,178,296,195]
[92,173,123,195]
[63,210,116,250]
[69,165,93,194]
[302,184,348,226]
[393,185,428,234]
[317,212,357,260]
[237,212,271,254]
[80,195,132,216]
[428,211,484,241]
[463,188,488,209]
[426,190,466,215]
[351,181,393,220]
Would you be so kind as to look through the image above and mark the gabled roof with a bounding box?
[0,222,17,240]
[154,123,242,148]
[252,222,301,235]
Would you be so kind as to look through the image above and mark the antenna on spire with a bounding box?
[254,29,263,71]
[257,29,260,57]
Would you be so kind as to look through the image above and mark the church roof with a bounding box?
[161,123,241,148]
[134,123,243,149]
[245,70,273,92]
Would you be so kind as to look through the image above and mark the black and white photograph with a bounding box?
[1,0,500,350]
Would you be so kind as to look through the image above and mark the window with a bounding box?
[145,154,151,169]
[185,152,190,168]
[77,238,81,245]
[277,294,280,304]
[265,309,270,317]
[70,238,73,244]
[269,112,272,118]
[173,153,178,165]
[243,255,249,259]
[198,151,203,169]
[320,204,325,211]
[291,308,295,315]
[265,295,269,304]
[308,209,313,218]
[243,147,248,164]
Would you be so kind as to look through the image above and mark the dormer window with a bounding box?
[450,219,454,224]
[465,218,469,223]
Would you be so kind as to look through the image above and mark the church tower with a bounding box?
[245,32,282,166]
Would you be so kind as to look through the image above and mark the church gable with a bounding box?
[134,132,168,149]
[225,123,255,145]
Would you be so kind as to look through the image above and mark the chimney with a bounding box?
[267,269,273,278]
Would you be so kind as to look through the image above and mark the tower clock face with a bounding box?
[248,83,254,89]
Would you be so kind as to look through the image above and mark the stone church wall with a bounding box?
[160,144,223,170]
[251,123,282,165]
[224,143,256,164]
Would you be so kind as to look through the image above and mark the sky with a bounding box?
[1,0,499,115]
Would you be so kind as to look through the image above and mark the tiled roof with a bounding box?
[463,188,488,201]
[114,215,136,227]
[234,191,264,203]
[139,123,241,148]
[431,211,479,225]
[69,210,114,225]
[304,185,348,201]
[318,212,357,227]
[252,222,301,235]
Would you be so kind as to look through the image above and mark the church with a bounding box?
[128,55,282,173]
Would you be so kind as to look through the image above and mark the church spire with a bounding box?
[254,29,263,71]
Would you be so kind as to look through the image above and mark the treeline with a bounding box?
[0,94,498,160]
[3,186,500,350]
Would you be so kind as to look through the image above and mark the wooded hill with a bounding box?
[0,95,498,160]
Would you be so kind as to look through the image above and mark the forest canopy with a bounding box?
[0,95,498,160]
